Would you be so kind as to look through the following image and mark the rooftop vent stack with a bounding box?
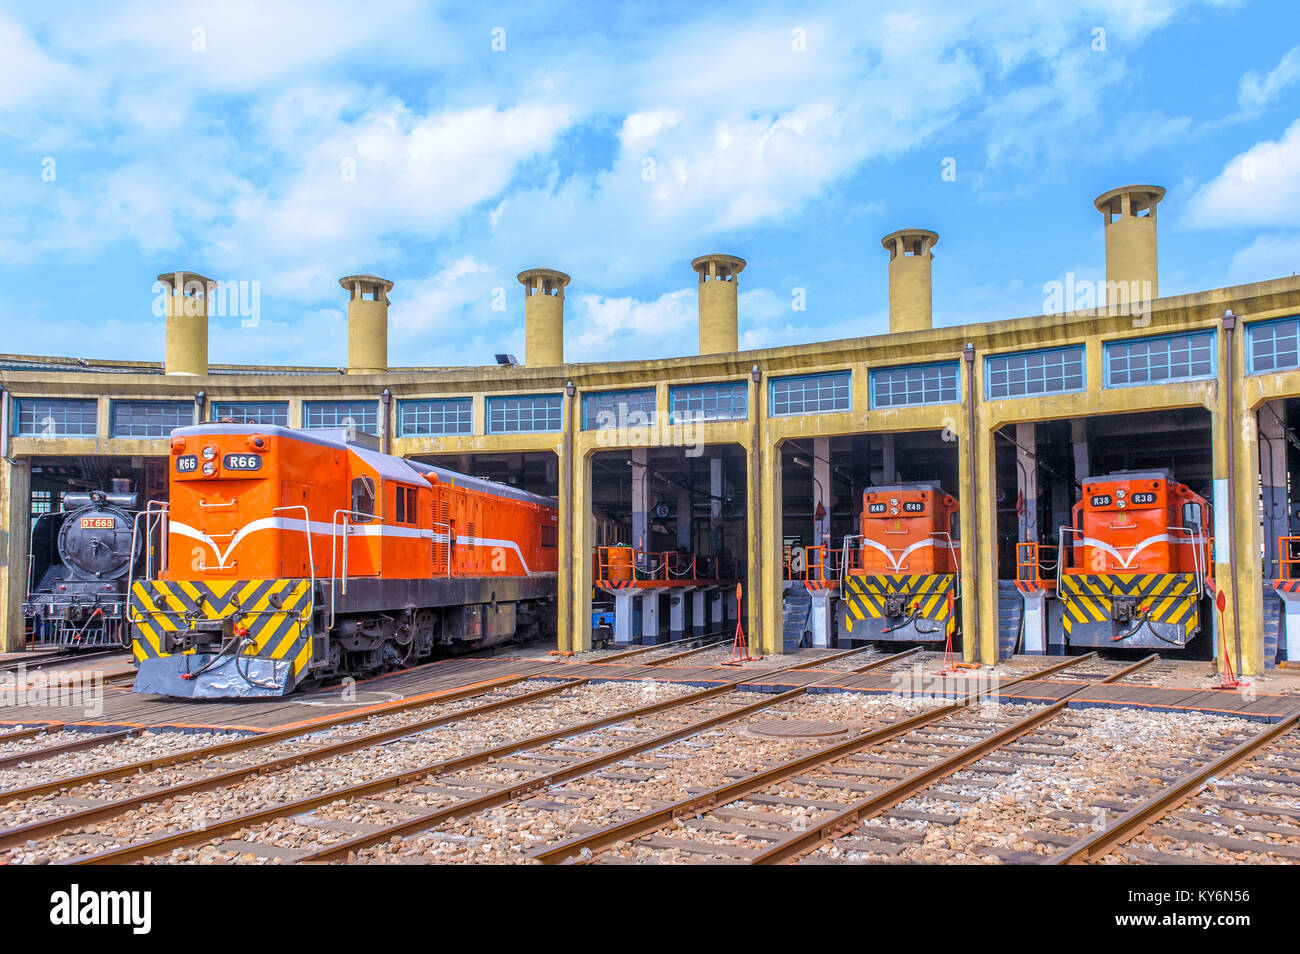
[517,268,570,367]
[340,274,394,375]
[692,254,746,355]
[157,271,212,376]
[1094,185,1164,307]
[881,229,938,334]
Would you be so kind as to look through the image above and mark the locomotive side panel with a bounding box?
[132,424,559,698]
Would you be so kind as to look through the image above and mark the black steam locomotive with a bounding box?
[22,481,143,649]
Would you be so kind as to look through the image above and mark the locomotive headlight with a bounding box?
[889,498,899,507]
[1117,500,1127,509]
[1116,489,1126,499]
[890,507,899,515]
[202,461,216,477]
[202,445,218,461]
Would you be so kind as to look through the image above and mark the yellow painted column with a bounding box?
[1,457,31,652]
[974,416,1000,665]
[1212,317,1262,675]
[564,447,595,653]
[759,437,784,655]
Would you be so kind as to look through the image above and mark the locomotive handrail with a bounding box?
[272,505,316,631]
[1057,526,1084,591]
[838,534,863,585]
[1277,536,1300,582]
[1166,524,1208,595]
[329,508,375,628]
[198,497,238,511]
[932,531,961,594]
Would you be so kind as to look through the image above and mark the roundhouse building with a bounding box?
[3,184,1299,674]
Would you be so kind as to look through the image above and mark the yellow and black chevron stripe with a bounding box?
[1058,573,1200,640]
[841,573,955,636]
[130,579,315,678]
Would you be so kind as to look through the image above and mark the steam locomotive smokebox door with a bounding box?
[59,506,138,580]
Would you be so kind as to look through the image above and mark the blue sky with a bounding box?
[0,0,1297,368]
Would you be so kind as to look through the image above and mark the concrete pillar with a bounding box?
[631,448,649,556]
[692,588,708,634]
[1260,401,1289,577]
[157,270,212,376]
[641,593,662,644]
[1213,319,1264,675]
[676,487,692,550]
[340,274,394,375]
[1094,185,1164,308]
[808,589,834,648]
[881,229,938,334]
[517,268,570,367]
[880,434,897,485]
[1071,419,1090,482]
[812,437,831,548]
[669,589,693,639]
[1017,422,1038,543]
[1021,591,1047,654]
[0,456,31,652]
[613,589,639,645]
[710,454,723,555]
[692,254,746,355]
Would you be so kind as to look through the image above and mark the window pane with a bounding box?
[769,372,851,416]
[304,401,379,435]
[870,363,960,408]
[398,398,472,436]
[15,399,99,437]
[986,347,1085,399]
[1104,332,1216,387]
[110,401,192,438]
[583,389,657,430]
[211,402,289,426]
[486,394,563,434]
[1250,317,1300,374]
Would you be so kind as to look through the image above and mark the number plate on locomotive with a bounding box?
[867,503,887,514]
[176,454,198,473]
[902,501,924,513]
[1090,494,1112,507]
[1129,492,1157,505]
[222,453,262,471]
[80,516,114,529]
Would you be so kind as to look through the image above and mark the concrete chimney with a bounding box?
[692,254,746,355]
[157,270,212,376]
[517,268,570,367]
[339,274,393,374]
[881,229,938,334]
[1094,185,1164,304]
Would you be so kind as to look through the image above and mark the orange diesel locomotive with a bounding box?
[838,483,960,644]
[1057,470,1211,649]
[130,425,558,697]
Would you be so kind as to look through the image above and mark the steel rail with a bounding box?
[286,647,920,862]
[0,727,138,771]
[638,637,730,666]
[0,724,67,743]
[591,633,721,664]
[0,649,124,675]
[71,646,911,864]
[750,654,1159,864]
[0,673,534,806]
[533,652,1099,863]
[0,674,549,851]
[1048,710,1300,865]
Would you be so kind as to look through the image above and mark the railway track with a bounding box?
[0,644,901,863]
[23,646,908,864]
[0,649,127,676]
[529,653,1118,863]
[1052,713,1300,865]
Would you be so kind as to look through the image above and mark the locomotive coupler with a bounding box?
[884,595,907,618]
[1111,595,1140,621]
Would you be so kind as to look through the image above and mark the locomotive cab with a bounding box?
[838,483,960,646]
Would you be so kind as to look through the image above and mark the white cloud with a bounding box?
[1240,45,1300,108]
[1225,233,1300,285]
[1183,119,1300,230]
